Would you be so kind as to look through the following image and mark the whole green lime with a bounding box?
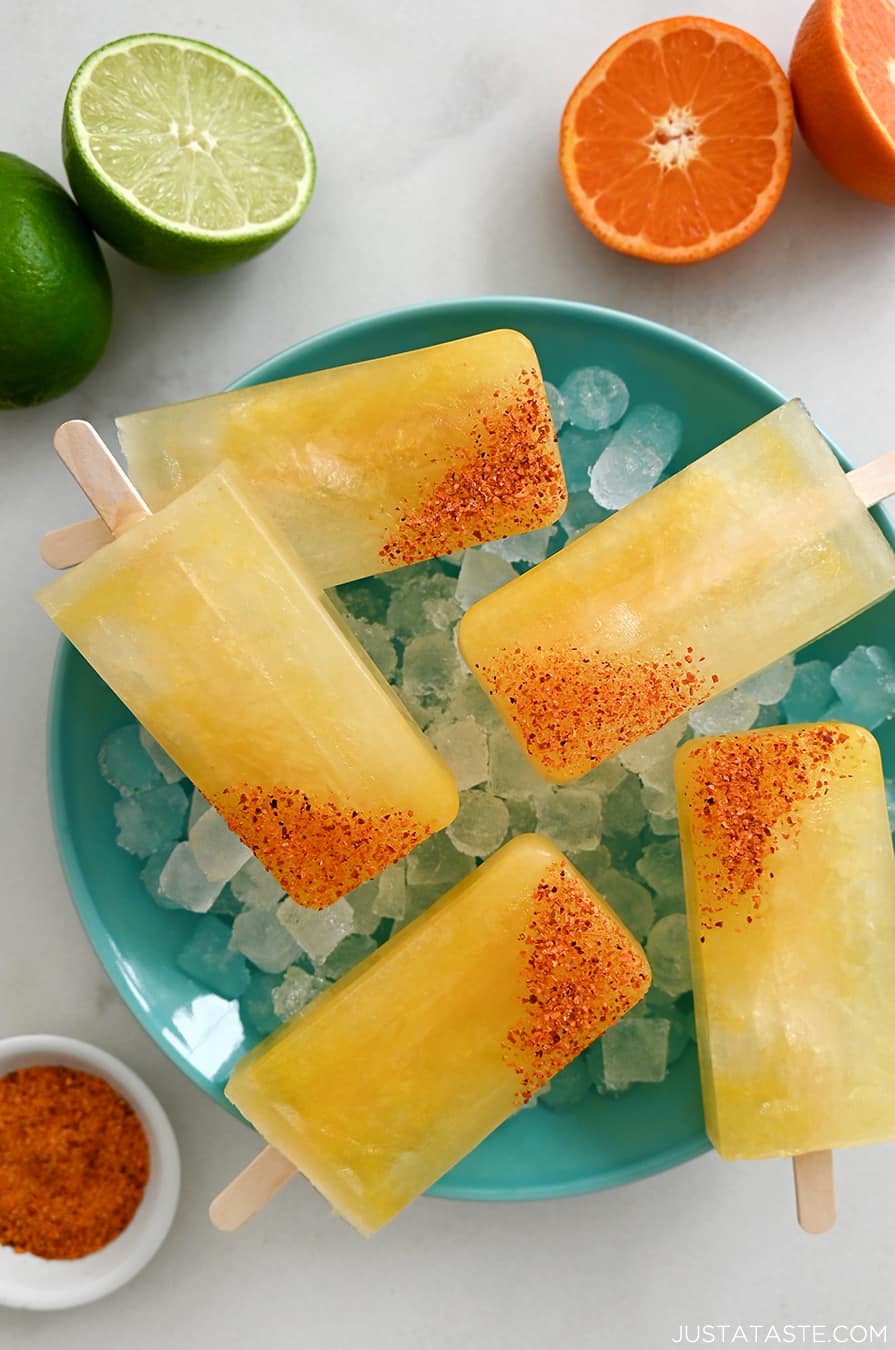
[63,34,315,274]
[0,152,112,409]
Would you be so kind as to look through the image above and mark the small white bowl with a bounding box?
[0,1035,180,1311]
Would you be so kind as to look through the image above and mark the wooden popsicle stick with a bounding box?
[41,515,115,569]
[53,420,150,536]
[792,1149,836,1234]
[846,449,895,508]
[209,1145,296,1232]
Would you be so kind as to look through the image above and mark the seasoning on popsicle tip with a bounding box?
[212,834,651,1236]
[113,330,567,588]
[458,399,895,784]
[675,721,895,1233]
[0,1066,149,1259]
[36,422,459,910]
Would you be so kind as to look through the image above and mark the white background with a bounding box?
[2,0,894,1344]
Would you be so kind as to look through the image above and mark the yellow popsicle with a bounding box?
[459,401,895,782]
[675,722,895,1160]
[226,834,650,1234]
[38,464,458,909]
[117,330,567,588]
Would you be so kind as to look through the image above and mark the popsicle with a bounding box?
[38,424,459,909]
[214,834,651,1235]
[111,330,567,588]
[458,400,895,782]
[675,722,895,1229]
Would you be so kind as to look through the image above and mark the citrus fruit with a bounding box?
[790,0,895,204]
[63,34,315,273]
[559,16,794,264]
[0,152,112,410]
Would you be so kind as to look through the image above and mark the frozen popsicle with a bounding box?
[676,722,895,1228]
[215,834,650,1235]
[459,400,895,782]
[114,330,567,588]
[38,424,459,909]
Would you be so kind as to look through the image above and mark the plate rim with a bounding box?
[48,294,851,1203]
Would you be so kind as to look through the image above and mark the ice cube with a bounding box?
[886,778,895,834]
[445,676,503,730]
[488,728,552,799]
[559,487,609,537]
[386,571,457,639]
[230,908,302,973]
[454,550,516,610]
[406,832,475,887]
[648,811,680,837]
[239,971,282,1037]
[345,878,380,935]
[447,790,510,857]
[601,772,646,838]
[635,839,684,903]
[401,633,462,707]
[230,856,285,910]
[594,868,654,941]
[345,616,398,681]
[646,914,691,997]
[559,426,613,493]
[567,844,612,889]
[423,594,462,632]
[335,576,390,626]
[159,841,224,912]
[189,787,211,831]
[538,1055,592,1111]
[506,798,538,836]
[689,687,761,737]
[560,366,629,432]
[177,916,250,999]
[737,655,795,705]
[432,718,489,790]
[114,782,189,858]
[579,755,628,799]
[664,1000,694,1066]
[482,526,557,568]
[275,896,355,966]
[543,379,567,430]
[829,645,895,729]
[99,724,163,795]
[189,806,251,882]
[782,659,834,722]
[321,933,378,981]
[589,404,683,509]
[618,715,688,784]
[371,861,406,920]
[601,1017,670,1091]
[534,787,602,852]
[272,966,327,1020]
[140,850,171,907]
[137,725,184,783]
[641,782,677,820]
[210,885,244,919]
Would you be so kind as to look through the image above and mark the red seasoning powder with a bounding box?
[379,371,564,568]
[502,863,650,1102]
[475,643,717,780]
[681,724,847,934]
[215,786,431,909]
[0,1066,149,1260]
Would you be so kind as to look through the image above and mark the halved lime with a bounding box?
[63,33,315,273]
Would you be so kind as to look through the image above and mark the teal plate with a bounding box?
[47,297,895,1202]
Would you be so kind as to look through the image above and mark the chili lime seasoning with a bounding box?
[0,1065,150,1259]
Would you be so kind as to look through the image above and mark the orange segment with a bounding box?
[559,17,794,264]
[790,0,895,204]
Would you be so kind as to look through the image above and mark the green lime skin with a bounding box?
[62,35,315,274]
[0,152,112,410]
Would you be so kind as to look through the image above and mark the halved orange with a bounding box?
[559,16,794,264]
[791,0,895,204]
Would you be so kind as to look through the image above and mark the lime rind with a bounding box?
[63,33,315,271]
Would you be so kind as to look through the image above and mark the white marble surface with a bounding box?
[2,0,894,1342]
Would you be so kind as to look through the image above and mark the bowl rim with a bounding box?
[45,294,871,1205]
[0,1034,180,1310]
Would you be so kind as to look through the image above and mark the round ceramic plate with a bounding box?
[47,297,895,1201]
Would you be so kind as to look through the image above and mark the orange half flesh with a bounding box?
[560,16,794,263]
